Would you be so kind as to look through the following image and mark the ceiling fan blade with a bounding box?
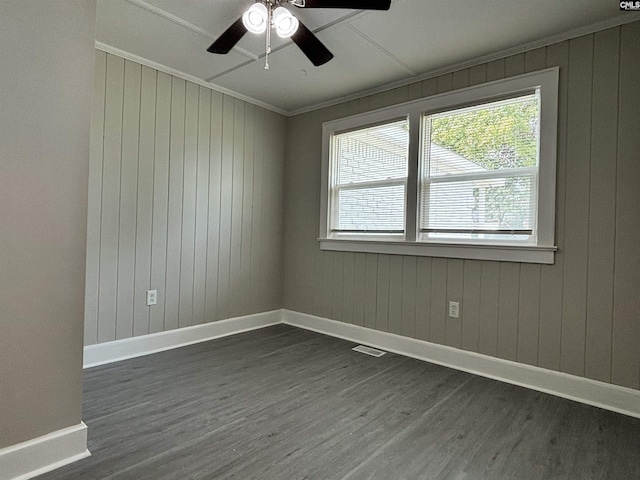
[207,17,247,54]
[291,21,334,66]
[295,0,391,10]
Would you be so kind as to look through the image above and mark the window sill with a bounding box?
[319,239,557,264]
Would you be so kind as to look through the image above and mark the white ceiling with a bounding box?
[96,0,636,114]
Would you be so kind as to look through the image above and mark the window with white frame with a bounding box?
[419,93,539,244]
[329,118,409,237]
[320,68,559,264]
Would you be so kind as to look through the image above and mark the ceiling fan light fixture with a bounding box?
[242,3,268,34]
[273,6,299,38]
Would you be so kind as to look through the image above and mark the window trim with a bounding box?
[320,67,559,264]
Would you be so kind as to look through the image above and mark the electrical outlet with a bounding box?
[146,289,157,306]
[448,301,460,319]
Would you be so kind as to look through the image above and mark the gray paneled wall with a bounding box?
[85,51,285,346]
[283,23,640,391]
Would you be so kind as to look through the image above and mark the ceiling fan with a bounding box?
[207,0,392,69]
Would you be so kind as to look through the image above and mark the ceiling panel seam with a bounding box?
[124,0,259,61]
[345,23,418,76]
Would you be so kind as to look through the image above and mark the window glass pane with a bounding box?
[332,184,405,233]
[420,92,540,241]
[330,118,409,235]
[426,93,539,177]
[334,118,409,185]
[421,174,536,239]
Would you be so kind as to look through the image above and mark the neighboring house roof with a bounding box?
[429,144,487,176]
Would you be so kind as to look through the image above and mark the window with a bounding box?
[330,118,409,238]
[320,68,558,264]
[420,93,539,244]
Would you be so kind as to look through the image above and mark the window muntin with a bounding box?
[419,93,541,244]
[320,68,558,264]
[329,118,409,237]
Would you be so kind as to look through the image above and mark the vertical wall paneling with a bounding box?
[497,263,520,361]
[436,73,453,94]
[612,21,640,390]
[468,64,487,86]
[478,262,500,356]
[192,87,211,326]
[445,259,464,349]
[452,69,469,90]
[505,53,525,76]
[115,60,141,340]
[342,252,355,324]
[229,100,245,315]
[388,255,403,335]
[407,82,423,101]
[177,82,199,328]
[538,40,569,371]
[401,256,417,338]
[393,85,409,104]
[525,47,547,73]
[240,104,255,316]
[517,264,541,366]
[561,35,593,377]
[205,91,223,323]
[262,110,277,311]
[364,254,378,329]
[273,113,287,310]
[97,54,124,343]
[88,55,285,345]
[85,50,106,346]
[414,257,432,341]
[217,95,234,320]
[133,66,157,337]
[461,260,481,352]
[585,28,619,382]
[322,251,334,319]
[352,253,366,326]
[149,72,171,334]
[429,258,447,344]
[332,251,345,322]
[485,58,505,82]
[375,255,391,332]
[250,106,265,314]
[421,77,437,98]
[164,77,186,331]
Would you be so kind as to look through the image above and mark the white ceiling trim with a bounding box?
[124,0,259,61]
[288,12,640,117]
[97,13,638,117]
[95,41,288,116]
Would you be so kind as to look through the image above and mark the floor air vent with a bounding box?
[352,345,386,357]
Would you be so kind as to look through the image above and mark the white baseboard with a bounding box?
[283,309,640,419]
[0,422,89,480]
[84,310,282,368]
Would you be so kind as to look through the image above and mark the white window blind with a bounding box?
[420,93,540,243]
[329,118,409,236]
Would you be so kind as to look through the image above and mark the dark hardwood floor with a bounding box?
[38,325,640,479]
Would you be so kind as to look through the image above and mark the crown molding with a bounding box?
[288,13,640,116]
[94,42,288,116]
[97,14,639,117]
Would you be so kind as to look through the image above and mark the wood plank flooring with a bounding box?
[38,325,640,479]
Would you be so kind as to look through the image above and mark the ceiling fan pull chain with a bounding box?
[265,1,272,69]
